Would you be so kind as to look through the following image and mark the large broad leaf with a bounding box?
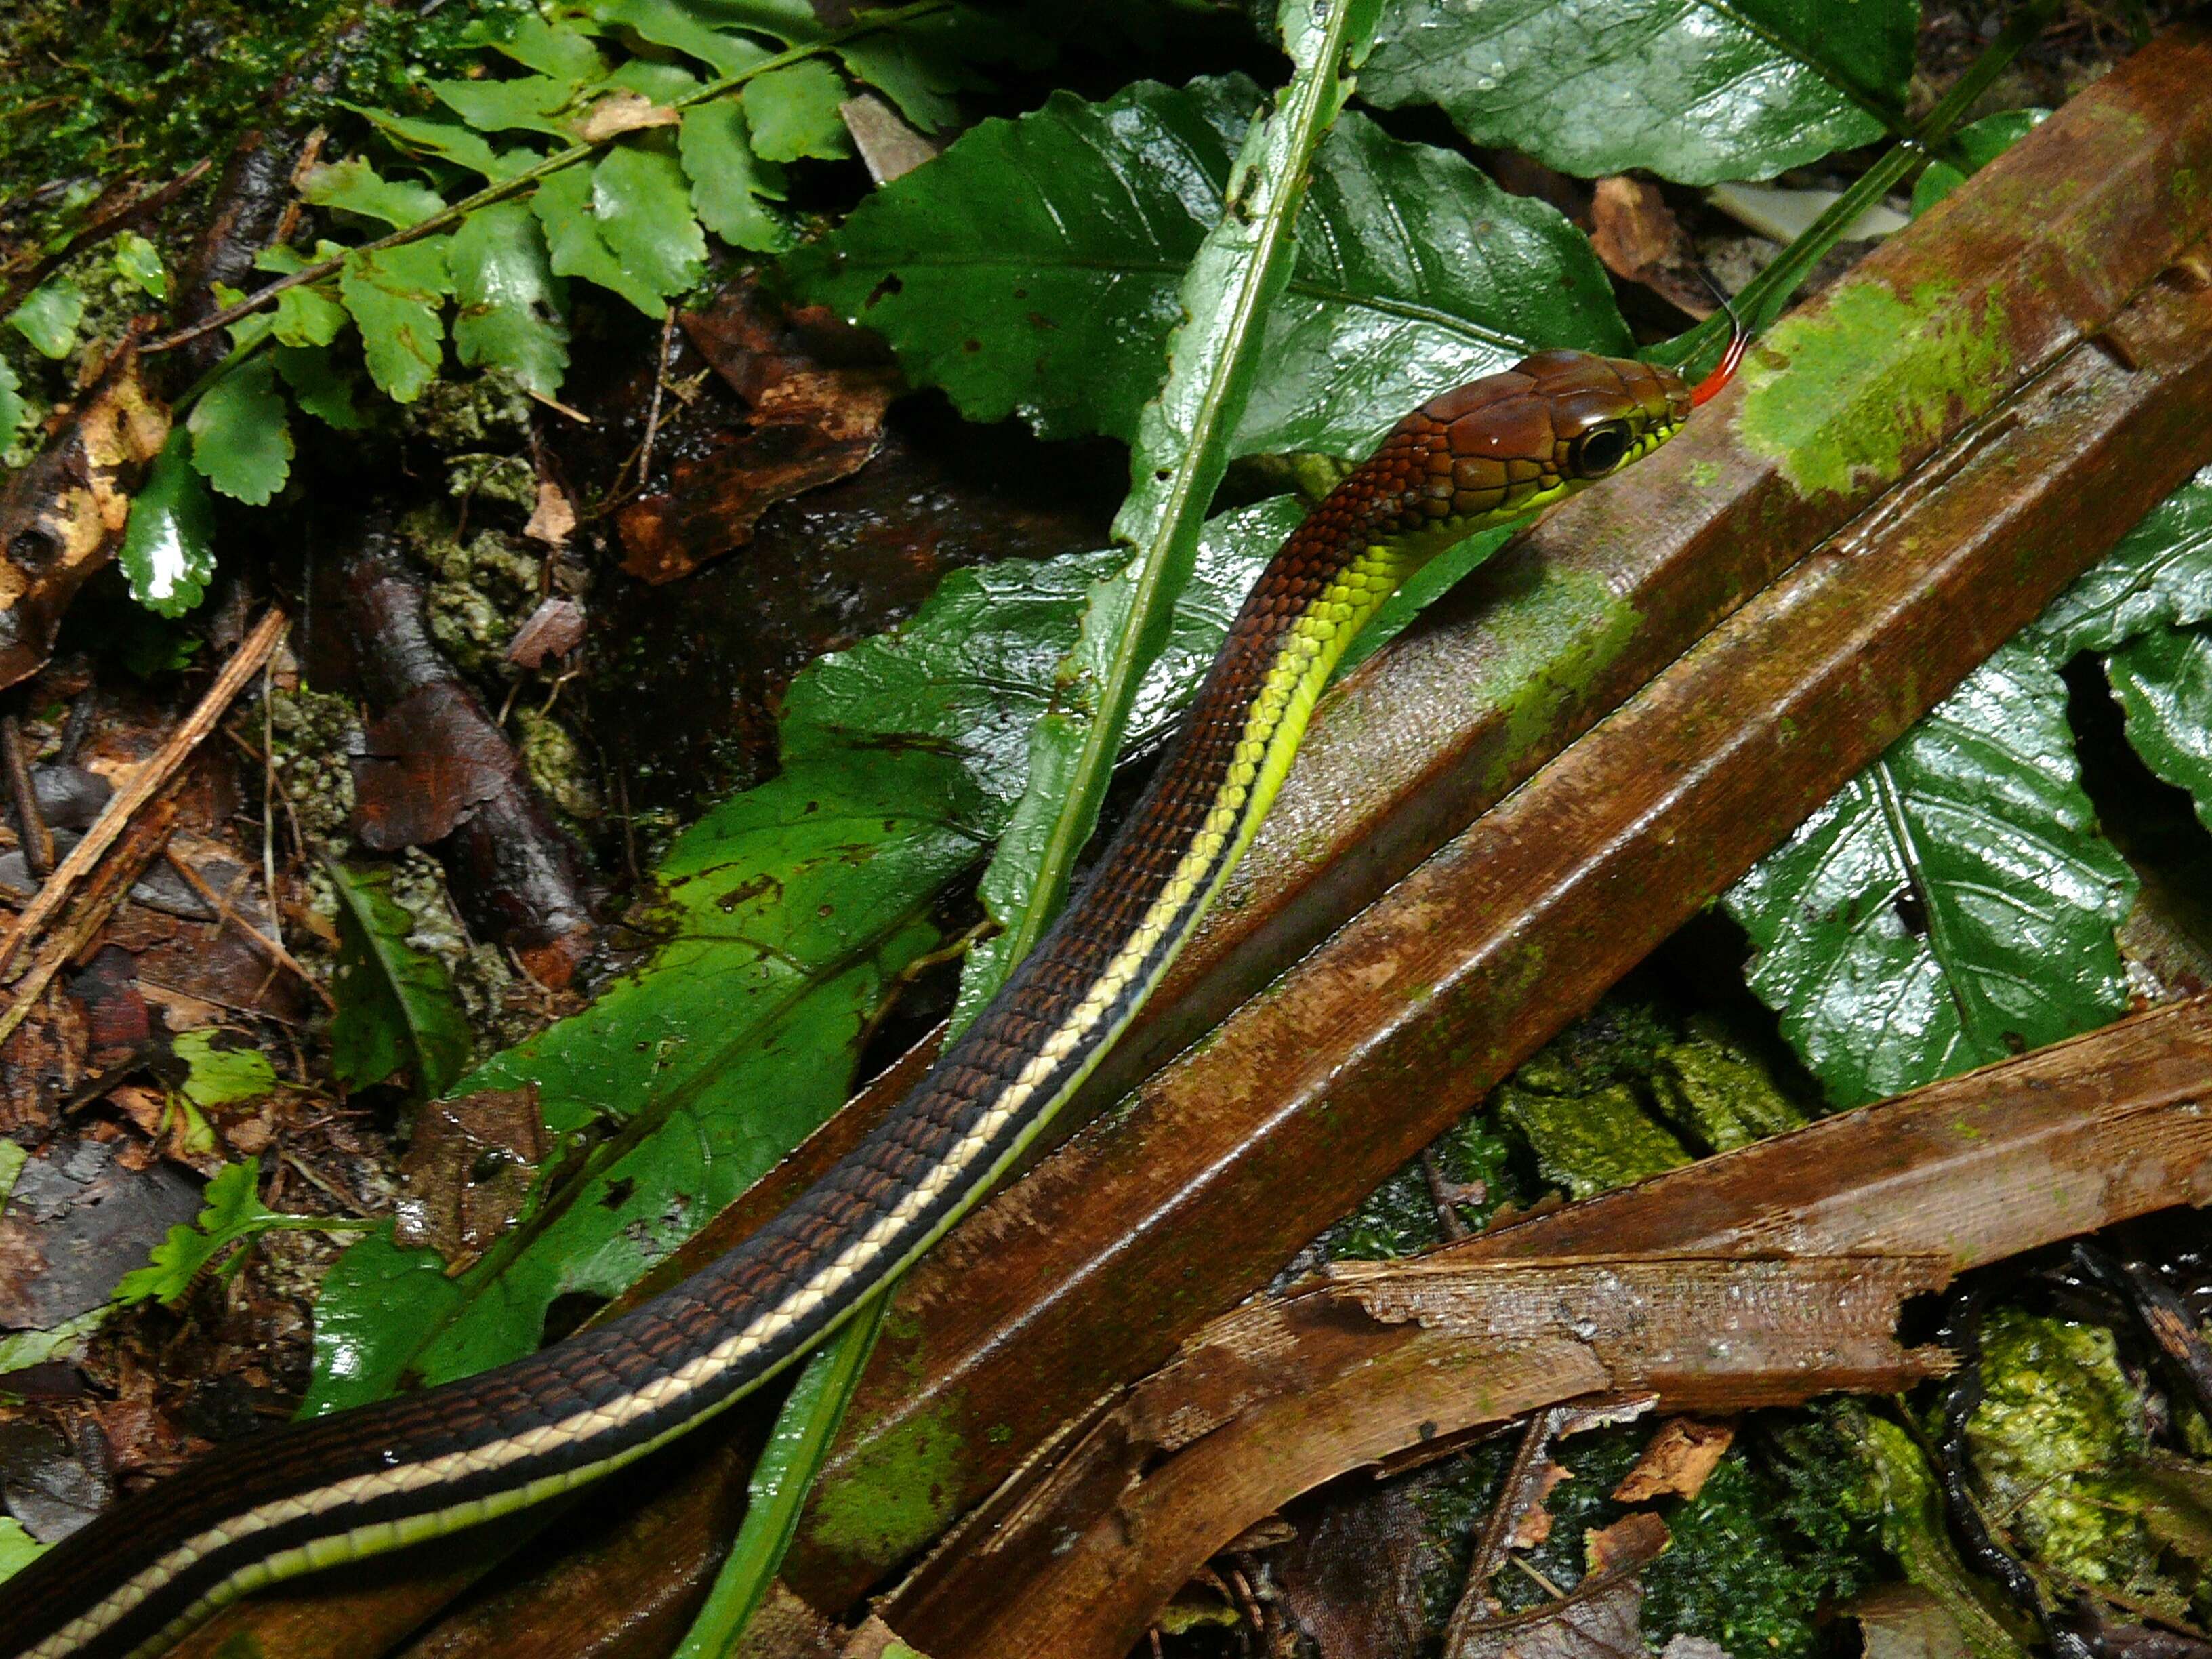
[783,75,1629,457]
[1726,641,2135,1108]
[1359,0,1917,186]
[2108,623,2212,833]
[305,509,1284,1412]
[2035,464,2212,661]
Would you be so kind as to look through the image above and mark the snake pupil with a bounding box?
[1574,426,1630,475]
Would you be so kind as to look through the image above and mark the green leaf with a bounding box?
[741,60,852,161]
[0,1517,45,1583]
[9,280,85,359]
[337,104,536,182]
[301,157,449,229]
[340,238,453,403]
[2108,623,2212,834]
[305,518,1275,1412]
[588,141,708,299]
[0,1309,110,1378]
[679,100,792,254]
[0,356,28,451]
[112,1160,268,1306]
[2034,464,2212,660]
[1727,641,2135,1108]
[274,344,370,430]
[119,429,217,617]
[432,73,590,141]
[583,0,772,77]
[490,15,613,81]
[325,860,473,1096]
[1361,0,1917,186]
[255,241,353,348]
[112,230,169,300]
[535,160,665,316]
[449,201,571,395]
[1912,110,2049,218]
[187,354,293,505]
[784,76,1629,455]
[173,1027,279,1109]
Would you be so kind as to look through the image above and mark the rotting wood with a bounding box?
[885,999,2212,1658]
[0,607,287,990]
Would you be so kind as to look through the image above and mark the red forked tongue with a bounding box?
[1689,316,1752,407]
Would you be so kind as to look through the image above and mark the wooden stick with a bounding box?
[0,607,287,983]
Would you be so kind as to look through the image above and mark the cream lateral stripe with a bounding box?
[43,531,1440,1659]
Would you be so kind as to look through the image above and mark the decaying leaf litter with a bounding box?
[3,2,2211,1658]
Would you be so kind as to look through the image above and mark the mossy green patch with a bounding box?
[1738,279,2012,502]
[803,1397,971,1570]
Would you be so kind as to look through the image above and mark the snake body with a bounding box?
[3,345,1727,1659]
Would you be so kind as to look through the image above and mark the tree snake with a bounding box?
[1,331,1745,1659]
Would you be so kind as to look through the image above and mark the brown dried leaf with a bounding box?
[1452,1561,1647,1659]
[1589,176,1713,321]
[1507,1460,1571,1551]
[617,281,897,583]
[350,682,519,849]
[1849,1584,1974,1659]
[523,475,576,548]
[506,598,586,670]
[1271,1478,1432,1658]
[393,1086,547,1267]
[569,90,679,142]
[1611,1418,1734,1503]
[1584,1510,1669,1576]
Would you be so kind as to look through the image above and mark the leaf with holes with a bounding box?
[449,201,570,394]
[304,510,1282,1413]
[187,354,292,505]
[119,430,217,617]
[1726,641,2135,1108]
[784,75,1628,455]
[327,860,473,1097]
[2035,464,2212,661]
[341,238,452,403]
[1360,0,1917,186]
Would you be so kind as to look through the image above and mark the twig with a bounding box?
[0,789,183,1046]
[139,2,949,359]
[161,845,333,1010]
[0,712,54,878]
[0,608,288,981]
[260,653,284,960]
[638,305,677,489]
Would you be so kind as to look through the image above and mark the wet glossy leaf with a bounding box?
[449,200,571,394]
[489,15,610,81]
[326,859,473,1097]
[340,238,452,403]
[680,100,791,253]
[1727,641,2134,1108]
[591,140,708,296]
[785,75,1627,455]
[112,231,169,300]
[274,344,371,430]
[1361,0,1915,186]
[187,354,292,505]
[743,60,852,161]
[1910,110,2049,218]
[2034,464,2212,659]
[301,157,448,229]
[339,104,535,182]
[118,431,216,617]
[306,510,1285,1411]
[9,281,84,359]
[2108,623,2212,834]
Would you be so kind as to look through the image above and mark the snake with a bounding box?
[2,330,1746,1659]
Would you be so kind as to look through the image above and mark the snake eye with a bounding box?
[1571,423,1631,476]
